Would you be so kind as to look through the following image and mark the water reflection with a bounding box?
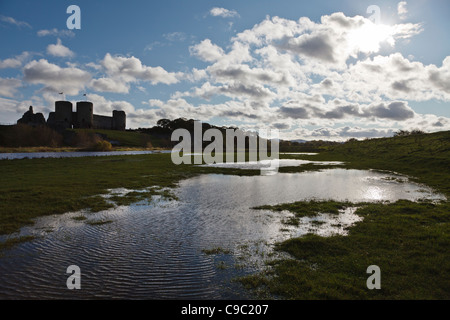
[199,159,343,170]
[0,169,445,299]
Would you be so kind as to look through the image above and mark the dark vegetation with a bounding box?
[2,117,288,152]
[0,124,64,148]
[279,140,341,152]
[0,124,147,151]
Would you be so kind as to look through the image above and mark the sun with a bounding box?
[347,22,395,55]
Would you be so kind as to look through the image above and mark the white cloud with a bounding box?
[37,28,75,38]
[210,7,239,18]
[0,58,22,69]
[23,59,91,96]
[189,39,225,62]
[0,15,31,28]
[0,78,22,98]
[233,13,422,68]
[163,31,187,42]
[47,39,75,58]
[5,11,449,138]
[398,2,408,20]
[0,97,35,124]
[100,53,181,85]
[0,52,30,69]
[167,12,446,137]
[85,93,135,115]
[89,77,130,94]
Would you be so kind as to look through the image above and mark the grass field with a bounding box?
[0,130,449,299]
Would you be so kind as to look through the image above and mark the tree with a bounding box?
[157,119,171,130]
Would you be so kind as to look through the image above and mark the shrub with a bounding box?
[92,140,113,151]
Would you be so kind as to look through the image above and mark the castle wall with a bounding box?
[76,102,93,128]
[112,110,126,131]
[46,100,126,131]
[93,114,113,130]
[55,101,73,129]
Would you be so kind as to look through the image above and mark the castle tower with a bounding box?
[112,110,126,131]
[76,101,93,128]
[55,101,73,129]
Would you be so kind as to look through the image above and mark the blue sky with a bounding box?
[1,0,449,140]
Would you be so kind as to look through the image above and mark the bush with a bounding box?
[394,129,425,137]
[92,140,113,151]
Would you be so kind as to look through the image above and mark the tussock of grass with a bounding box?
[202,247,232,255]
[254,200,355,226]
[72,216,87,221]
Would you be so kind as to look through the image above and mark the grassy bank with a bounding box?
[241,131,450,299]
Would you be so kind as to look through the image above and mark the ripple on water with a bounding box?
[0,169,445,299]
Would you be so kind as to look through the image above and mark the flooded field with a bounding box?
[0,168,444,299]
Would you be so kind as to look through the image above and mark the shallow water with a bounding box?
[199,159,343,170]
[0,169,445,299]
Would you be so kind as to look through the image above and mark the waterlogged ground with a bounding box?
[0,168,445,299]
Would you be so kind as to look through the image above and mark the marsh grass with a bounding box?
[72,216,87,221]
[254,200,356,226]
[202,247,232,255]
